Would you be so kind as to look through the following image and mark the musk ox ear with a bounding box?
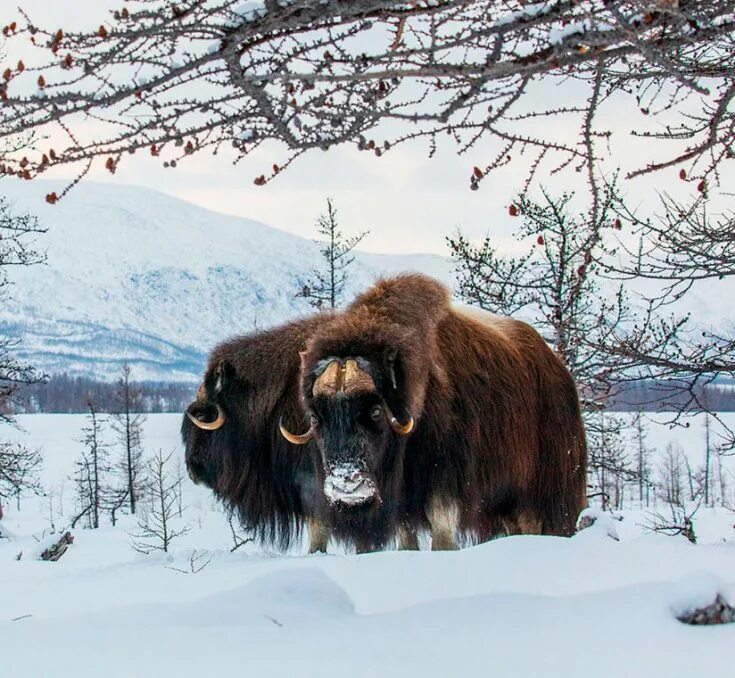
[381,349,412,432]
[383,348,399,390]
[204,359,234,399]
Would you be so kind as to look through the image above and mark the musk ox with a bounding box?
[182,316,332,553]
[280,274,587,552]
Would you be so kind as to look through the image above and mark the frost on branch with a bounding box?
[0,1,733,194]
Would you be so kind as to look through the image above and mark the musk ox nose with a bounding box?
[323,463,377,507]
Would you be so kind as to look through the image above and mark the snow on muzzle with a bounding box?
[323,463,378,507]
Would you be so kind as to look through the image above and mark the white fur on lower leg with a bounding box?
[307,518,330,554]
[428,497,459,551]
[397,525,420,550]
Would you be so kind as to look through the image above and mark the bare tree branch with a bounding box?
[0,1,731,198]
[296,198,367,310]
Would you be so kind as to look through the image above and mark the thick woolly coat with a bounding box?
[300,274,587,547]
[182,316,328,549]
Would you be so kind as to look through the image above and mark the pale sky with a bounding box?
[4,1,725,256]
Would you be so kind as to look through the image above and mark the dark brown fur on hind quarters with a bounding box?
[298,273,587,550]
[181,315,331,551]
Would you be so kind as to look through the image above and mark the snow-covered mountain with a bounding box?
[2,180,732,383]
[0,181,452,381]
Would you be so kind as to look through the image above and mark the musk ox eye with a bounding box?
[370,404,382,421]
[309,413,320,427]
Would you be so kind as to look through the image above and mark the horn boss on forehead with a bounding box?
[312,358,377,397]
[313,360,342,397]
[305,355,412,436]
[343,359,376,395]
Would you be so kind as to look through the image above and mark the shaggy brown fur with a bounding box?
[299,274,587,550]
[181,316,330,550]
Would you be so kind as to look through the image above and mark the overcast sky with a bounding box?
[5,1,724,256]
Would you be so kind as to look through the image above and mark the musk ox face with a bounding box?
[282,355,413,510]
[182,360,232,488]
[312,381,386,508]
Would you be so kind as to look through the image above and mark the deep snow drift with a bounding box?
[1,414,733,677]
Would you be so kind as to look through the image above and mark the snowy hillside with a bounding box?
[1,413,733,677]
[0,181,451,381]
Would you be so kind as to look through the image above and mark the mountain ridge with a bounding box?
[2,180,732,383]
[0,180,452,381]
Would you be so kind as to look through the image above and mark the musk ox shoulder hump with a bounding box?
[454,305,523,338]
[453,305,561,369]
[348,274,451,333]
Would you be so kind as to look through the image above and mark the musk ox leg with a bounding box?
[428,497,460,551]
[517,511,542,535]
[396,524,420,551]
[307,518,330,554]
[502,510,542,536]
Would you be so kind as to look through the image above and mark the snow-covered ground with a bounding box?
[1,413,734,677]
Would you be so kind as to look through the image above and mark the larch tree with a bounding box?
[0,198,46,413]
[110,363,147,514]
[0,191,46,519]
[296,198,367,310]
[0,442,42,514]
[448,182,685,504]
[632,408,652,507]
[605,195,735,450]
[0,2,731,200]
[131,449,189,554]
[657,442,688,507]
[72,401,111,529]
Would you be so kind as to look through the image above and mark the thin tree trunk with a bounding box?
[716,449,726,506]
[92,431,99,529]
[329,207,337,310]
[636,413,645,506]
[126,398,136,514]
[157,457,169,552]
[704,413,711,507]
[684,456,695,502]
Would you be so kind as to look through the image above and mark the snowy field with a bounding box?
[1,413,734,677]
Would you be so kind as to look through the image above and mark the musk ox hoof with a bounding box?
[324,464,377,507]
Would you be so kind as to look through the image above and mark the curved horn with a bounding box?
[186,403,226,431]
[279,417,314,445]
[384,404,414,436]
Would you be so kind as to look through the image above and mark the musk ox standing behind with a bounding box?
[182,317,331,552]
[280,274,587,552]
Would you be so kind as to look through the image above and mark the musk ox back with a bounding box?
[182,316,330,551]
[283,274,587,550]
[417,305,587,540]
